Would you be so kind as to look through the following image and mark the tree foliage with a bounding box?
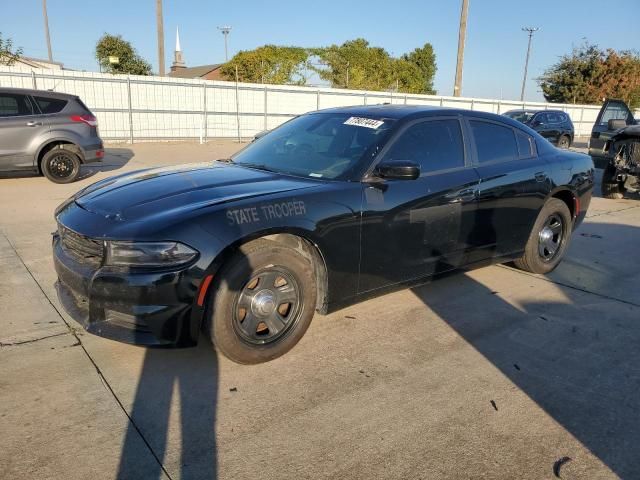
[311,39,437,94]
[95,34,152,75]
[0,32,22,66]
[219,39,437,94]
[539,43,640,108]
[220,45,309,85]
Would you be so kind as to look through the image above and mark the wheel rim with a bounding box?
[538,213,564,262]
[48,153,75,179]
[233,267,302,345]
[559,137,569,148]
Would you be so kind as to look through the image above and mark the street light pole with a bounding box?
[520,27,539,101]
[453,0,469,97]
[42,0,53,62]
[218,26,232,62]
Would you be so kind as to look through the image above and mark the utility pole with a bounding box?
[218,26,232,61]
[453,0,469,97]
[520,27,539,101]
[42,0,53,62]
[156,0,165,76]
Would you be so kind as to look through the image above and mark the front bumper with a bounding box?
[53,233,202,347]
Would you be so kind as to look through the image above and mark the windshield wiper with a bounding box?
[237,163,277,173]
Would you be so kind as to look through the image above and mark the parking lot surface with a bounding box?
[1,140,639,479]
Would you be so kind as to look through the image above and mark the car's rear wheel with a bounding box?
[601,165,626,199]
[204,239,316,364]
[41,147,81,184]
[558,135,571,149]
[514,198,572,274]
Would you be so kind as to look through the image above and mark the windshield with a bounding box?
[504,111,535,123]
[231,113,395,180]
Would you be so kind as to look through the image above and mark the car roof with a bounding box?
[0,87,78,100]
[505,109,566,114]
[312,104,531,128]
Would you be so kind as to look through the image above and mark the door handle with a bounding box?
[448,187,477,203]
[26,121,43,127]
[534,172,548,182]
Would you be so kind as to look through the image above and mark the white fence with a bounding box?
[1,66,633,142]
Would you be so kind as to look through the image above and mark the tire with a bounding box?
[204,239,317,364]
[513,198,572,274]
[557,135,571,149]
[41,147,81,184]
[601,165,625,199]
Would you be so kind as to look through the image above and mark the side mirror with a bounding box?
[608,119,627,131]
[375,160,420,180]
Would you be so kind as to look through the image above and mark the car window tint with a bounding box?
[547,113,561,124]
[516,130,534,158]
[0,94,33,117]
[384,119,465,173]
[33,96,68,114]
[535,113,548,124]
[470,120,518,164]
[600,103,632,125]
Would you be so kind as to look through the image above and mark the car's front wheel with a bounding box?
[514,198,572,274]
[41,147,81,184]
[204,239,317,364]
[601,165,626,199]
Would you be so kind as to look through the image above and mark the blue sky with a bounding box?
[2,0,638,101]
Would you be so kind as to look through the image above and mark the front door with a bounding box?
[589,99,635,157]
[0,92,49,171]
[358,117,480,293]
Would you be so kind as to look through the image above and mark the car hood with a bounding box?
[74,162,320,221]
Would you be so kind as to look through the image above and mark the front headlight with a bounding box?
[105,241,198,268]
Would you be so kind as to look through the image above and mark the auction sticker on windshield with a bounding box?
[343,117,385,129]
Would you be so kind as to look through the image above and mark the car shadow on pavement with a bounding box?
[77,148,135,181]
[411,221,640,478]
[116,343,219,480]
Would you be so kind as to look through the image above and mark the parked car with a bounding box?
[503,109,574,148]
[0,87,103,183]
[591,99,640,198]
[53,105,594,364]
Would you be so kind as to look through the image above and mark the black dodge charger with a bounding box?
[53,105,594,364]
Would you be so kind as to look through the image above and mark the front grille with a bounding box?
[59,224,104,266]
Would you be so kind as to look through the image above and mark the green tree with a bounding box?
[220,45,309,84]
[312,39,437,94]
[402,43,437,94]
[95,34,152,75]
[539,43,640,108]
[0,32,22,66]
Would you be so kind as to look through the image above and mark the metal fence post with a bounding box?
[579,106,585,137]
[471,98,475,111]
[404,94,408,105]
[363,91,367,106]
[235,66,241,143]
[126,76,134,144]
[264,85,268,131]
[497,100,501,114]
[316,89,320,110]
[201,82,207,144]
[31,71,37,89]
[440,97,444,107]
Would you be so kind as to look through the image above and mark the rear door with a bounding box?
[358,117,480,293]
[589,99,635,157]
[0,92,49,170]
[531,112,556,144]
[466,118,550,262]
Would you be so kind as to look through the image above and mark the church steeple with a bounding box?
[170,26,186,72]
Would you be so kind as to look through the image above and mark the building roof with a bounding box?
[167,64,223,79]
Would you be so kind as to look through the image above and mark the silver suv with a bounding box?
[0,87,104,183]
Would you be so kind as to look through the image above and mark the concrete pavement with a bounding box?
[1,141,639,479]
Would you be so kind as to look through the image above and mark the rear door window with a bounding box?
[515,130,535,158]
[469,120,519,164]
[0,94,33,117]
[33,96,68,114]
[384,119,465,174]
[546,112,562,124]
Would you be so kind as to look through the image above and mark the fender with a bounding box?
[32,130,87,168]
